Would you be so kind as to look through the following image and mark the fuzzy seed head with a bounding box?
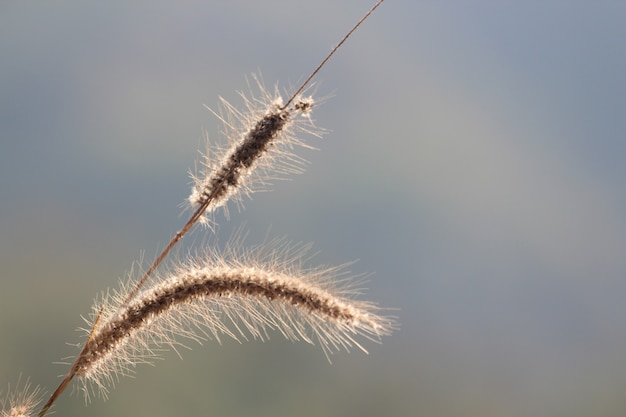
[74,239,394,399]
[0,379,43,417]
[188,75,322,224]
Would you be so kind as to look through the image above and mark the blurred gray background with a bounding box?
[1,1,625,416]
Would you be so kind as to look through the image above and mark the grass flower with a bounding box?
[34,1,390,415]
[188,76,320,224]
[1,378,43,417]
[74,240,394,398]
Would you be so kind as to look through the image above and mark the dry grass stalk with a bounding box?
[6,1,392,416]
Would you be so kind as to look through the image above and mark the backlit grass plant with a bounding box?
[1,2,395,416]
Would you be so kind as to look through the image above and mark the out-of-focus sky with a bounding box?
[1,1,625,416]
